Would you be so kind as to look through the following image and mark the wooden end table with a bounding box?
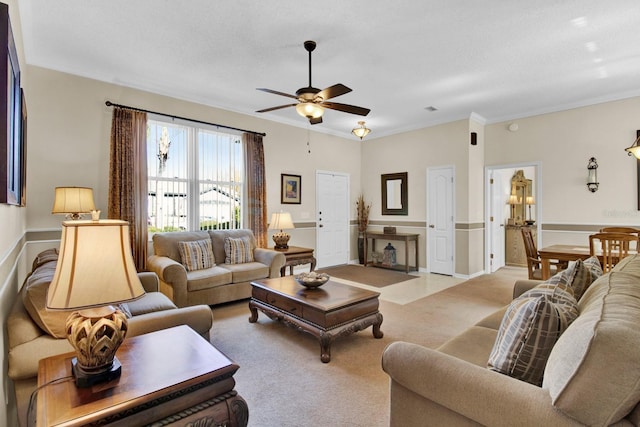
[36,325,248,427]
[249,276,383,363]
[275,246,316,276]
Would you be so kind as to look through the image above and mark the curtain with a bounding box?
[243,132,267,248]
[108,107,148,271]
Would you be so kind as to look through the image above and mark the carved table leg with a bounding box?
[248,300,259,323]
[319,332,332,363]
[372,312,384,339]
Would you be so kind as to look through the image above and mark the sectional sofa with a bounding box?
[383,254,640,426]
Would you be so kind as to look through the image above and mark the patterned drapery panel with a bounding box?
[108,107,148,271]
[243,133,267,248]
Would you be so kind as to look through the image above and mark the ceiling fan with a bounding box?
[256,40,370,125]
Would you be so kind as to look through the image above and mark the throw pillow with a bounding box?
[570,256,602,300]
[177,239,215,272]
[488,292,578,386]
[224,236,254,264]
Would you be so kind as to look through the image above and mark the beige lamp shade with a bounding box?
[51,187,96,218]
[269,212,294,230]
[525,196,535,205]
[47,220,145,309]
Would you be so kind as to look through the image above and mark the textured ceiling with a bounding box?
[17,0,640,139]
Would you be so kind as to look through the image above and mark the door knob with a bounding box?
[429,224,435,228]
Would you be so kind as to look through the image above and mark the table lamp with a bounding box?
[51,186,96,220]
[47,220,145,387]
[525,196,535,224]
[269,212,294,249]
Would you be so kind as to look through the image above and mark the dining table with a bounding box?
[537,244,592,280]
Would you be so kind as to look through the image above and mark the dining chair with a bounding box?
[589,232,638,272]
[521,227,565,280]
[599,227,640,251]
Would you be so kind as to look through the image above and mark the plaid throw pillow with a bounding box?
[488,288,578,386]
[570,256,602,300]
[177,239,215,271]
[224,236,254,264]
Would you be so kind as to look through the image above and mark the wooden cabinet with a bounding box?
[36,326,248,427]
[505,225,535,267]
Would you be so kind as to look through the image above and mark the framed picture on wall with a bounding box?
[0,3,25,206]
[281,173,301,204]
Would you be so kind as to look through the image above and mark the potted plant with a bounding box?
[356,194,371,264]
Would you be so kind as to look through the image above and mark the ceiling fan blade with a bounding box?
[310,116,323,125]
[317,84,352,101]
[256,103,298,113]
[256,88,298,100]
[321,102,370,116]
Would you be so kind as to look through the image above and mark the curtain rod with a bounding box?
[105,101,266,137]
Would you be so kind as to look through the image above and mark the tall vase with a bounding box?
[358,232,365,264]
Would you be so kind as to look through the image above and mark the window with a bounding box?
[147,118,243,232]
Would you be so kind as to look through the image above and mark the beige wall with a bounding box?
[0,1,26,424]
[485,97,640,247]
[23,66,362,247]
[360,118,487,276]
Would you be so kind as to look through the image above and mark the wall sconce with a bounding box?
[624,130,640,159]
[351,121,371,140]
[587,157,599,192]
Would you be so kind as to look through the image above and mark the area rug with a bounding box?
[210,268,520,426]
[316,264,414,287]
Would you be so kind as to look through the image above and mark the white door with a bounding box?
[316,171,350,268]
[427,167,454,275]
[488,171,506,272]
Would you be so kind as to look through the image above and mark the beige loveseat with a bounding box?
[383,254,640,426]
[7,249,214,427]
[147,229,285,307]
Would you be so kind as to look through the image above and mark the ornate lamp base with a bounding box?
[66,306,128,388]
[72,356,122,388]
[272,231,291,249]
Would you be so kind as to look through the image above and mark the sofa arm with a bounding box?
[128,305,213,341]
[138,271,160,293]
[147,255,188,305]
[254,248,286,278]
[382,342,579,427]
[513,279,543,299]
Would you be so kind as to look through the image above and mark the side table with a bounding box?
[275,246,316,276]
[364,232,419,273]
[36,325,248,427]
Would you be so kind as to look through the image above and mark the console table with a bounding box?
[36,326,248,427]
[363,232,419,273]
[275,246,316,276]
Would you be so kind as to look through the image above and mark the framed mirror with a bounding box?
[381,172,408,215]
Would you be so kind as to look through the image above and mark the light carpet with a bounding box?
[210,268,522,427]
[316,264,414,287]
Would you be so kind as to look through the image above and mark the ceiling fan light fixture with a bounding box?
[296,102,324,119]
[352,121,371,140]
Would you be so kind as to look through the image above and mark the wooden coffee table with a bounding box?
[249,276,383,363]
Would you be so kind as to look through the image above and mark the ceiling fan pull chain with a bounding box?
[307,127,311,154]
